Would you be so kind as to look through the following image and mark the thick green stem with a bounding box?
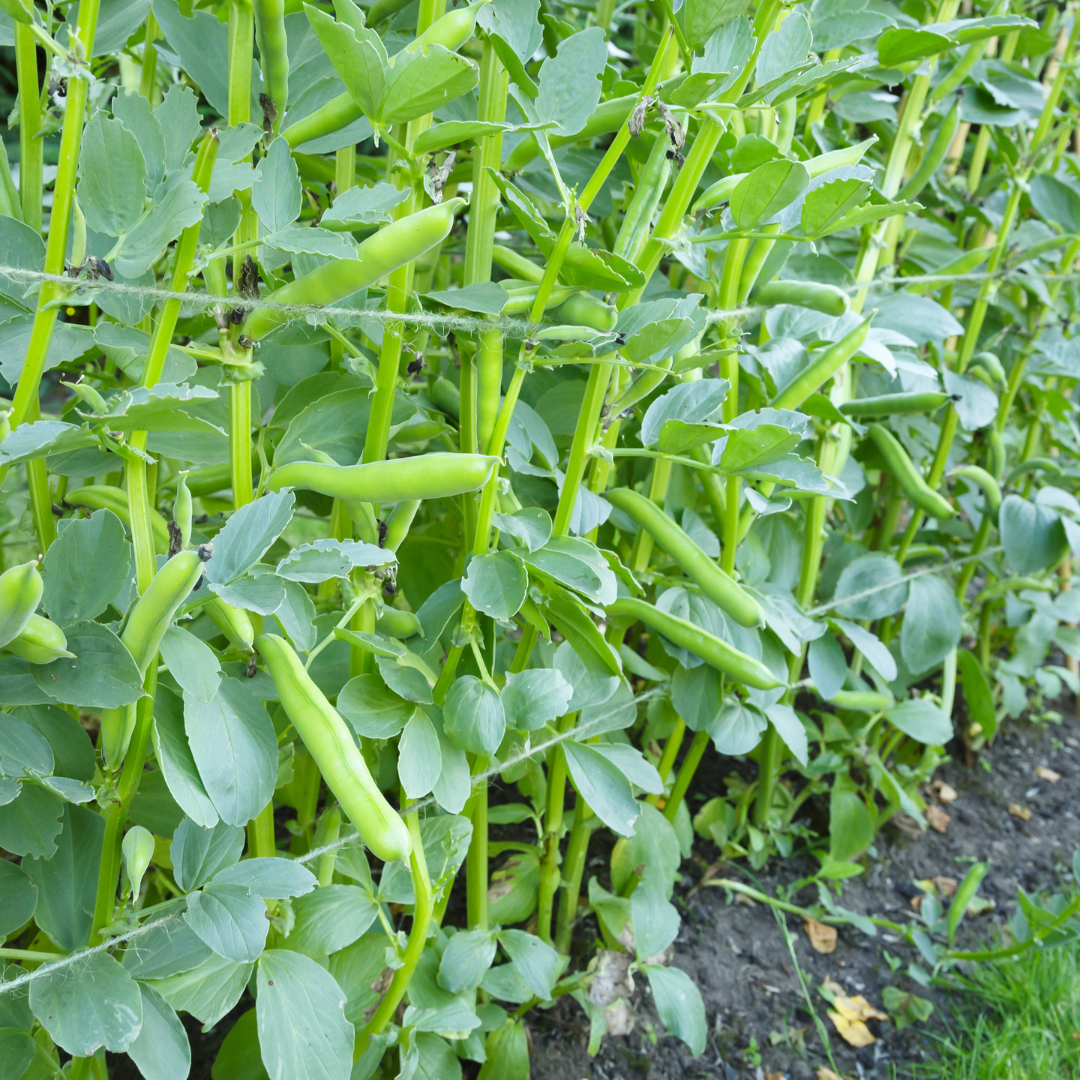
[537,713,575,944]
[15,24,43,233]
[140,14,159,101]
[664,728,710,823]
[9,0,101,566]
[465,756,489,929]
[354,813,432,1059]
[554,800,595,953]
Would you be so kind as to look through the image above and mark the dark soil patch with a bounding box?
[528,706,1080,1080]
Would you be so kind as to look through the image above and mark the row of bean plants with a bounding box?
[0,0,1078,1075]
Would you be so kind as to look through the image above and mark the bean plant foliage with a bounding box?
[0,0,1077,1073]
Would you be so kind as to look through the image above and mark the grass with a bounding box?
[915,933,1080,1080]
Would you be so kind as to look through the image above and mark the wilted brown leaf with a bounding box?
[603,998,635,1036]
[817,1070,843,1080]
[926,805,951,833]
[933,876,958,897]
[891,811,924,838]
[1036,766,1061,783]
[803,916,838,954]
[1008,803,1032,821]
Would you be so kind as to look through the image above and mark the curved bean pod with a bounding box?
[256,633,412,862]
[607,597,782,690]
[604,487,762,627]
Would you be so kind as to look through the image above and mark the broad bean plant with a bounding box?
[0,0,1078,1075]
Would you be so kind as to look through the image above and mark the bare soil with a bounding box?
[528,705,1080,1080]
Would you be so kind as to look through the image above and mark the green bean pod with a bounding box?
[256,633,412,862]
[491,244,544,282]
[5,614,72,664]
[604,488,762,628]
[839,391,952,417]
[897,97,961,203]
[968,351,1006,386]
[205,595,256,650]
[614,129,671,262]
[1006,456,1063,484]
[383,499,421,552]
[173,472,192,549]
[753,280,849,316]
[243,199,467,341]
[282,92,361,149]
[268,452,498,503]
[376,608,421,638]
[950,464,1002,513]
[828,688,894,712]
[607,597,782,690]
[253,0,289,131]
[501,282,576,314]
[431,377,460,419]
[0,560,42,649]
[102,547,211,768]
[123,548,211,675]
[691,172,745,215]
[552,294,618,333]
[866,424,954,519]
[406,0,489,53]
[65,486,171,556]
[612,359,673,413]
[772,316,873,410]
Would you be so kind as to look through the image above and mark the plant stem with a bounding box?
[15,24,43,233]
[9,0,103,556]
[537,712,576,944]
[664,728,710,822]
[139,14,159,101]
[354,812,432,1059]
[465,756,489,929]
[554,800,595,952]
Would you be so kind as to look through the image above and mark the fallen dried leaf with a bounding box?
[817,1070,843,1080]
[926,805,951,833]
[1009,803,1032,821]
[890,811,924,838]
[803,916,838,954]
[821,976,845,997]
[933,876,958,897]
[734,891,758,907]
[966,895,995,916]
[766,1071,785,1080]
[1036,766,1061,783]
[909,895,923,913]
[931,780,958,803]
[828,1009,875,1047]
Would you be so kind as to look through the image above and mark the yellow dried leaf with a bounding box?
[1008,803,1032,821]
[834,993,888,1024]
[931,780,958,803]
[926,805,951,833]
[1036,766,1061,783]
[803,916,838,954]
[822,975,845,997]
[817,1070,843,1080]
[828,1009,875,1047]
